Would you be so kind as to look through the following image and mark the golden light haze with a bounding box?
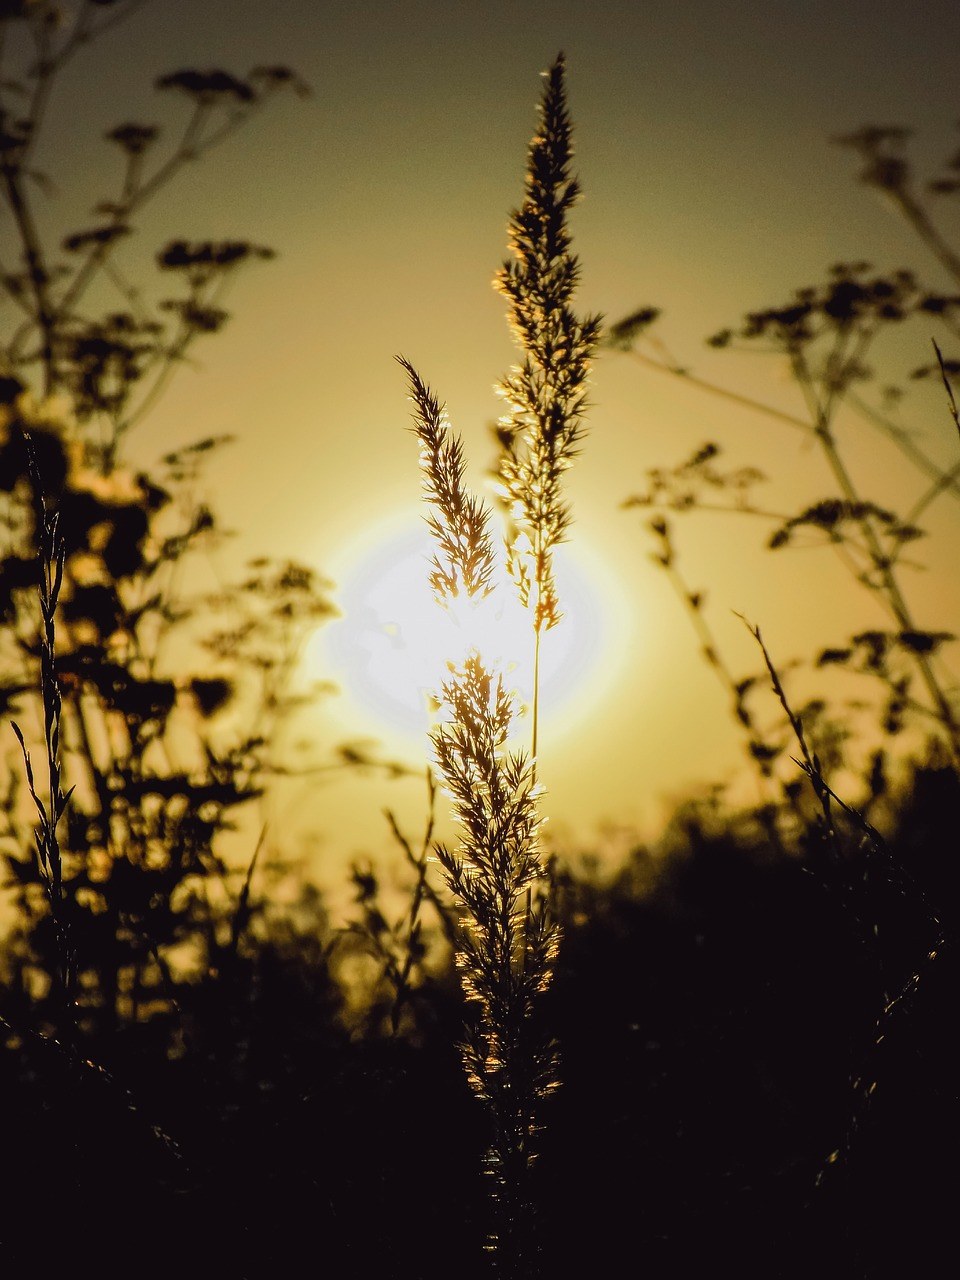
[22,0,960,890]
[313,516,619,744]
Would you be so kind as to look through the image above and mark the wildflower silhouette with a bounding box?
[400,53,595,1276]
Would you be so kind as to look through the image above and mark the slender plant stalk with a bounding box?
[749,619,946,1192]
[494,53,602,714]
[934,339,960,442]
[530,629,541,762]
[398,56,597,1274]
[647,516,788,807]
[11,431,75,1036]
[401,359,559,1275]
[871,177,960,287]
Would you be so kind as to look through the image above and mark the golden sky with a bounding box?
[18,0,960,893]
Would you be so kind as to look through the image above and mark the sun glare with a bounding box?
[312,518,617,747]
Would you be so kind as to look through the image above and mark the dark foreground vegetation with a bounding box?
[2,761,957,1279]
[1,5,958,1278]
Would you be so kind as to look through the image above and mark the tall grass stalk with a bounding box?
[11,432,75,1037]
[493,53,601,761]
[400,357,559,1271]
[398,56,597,1273]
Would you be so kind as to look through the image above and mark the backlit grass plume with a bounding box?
[401,354,560,1272]
[399,357,497,603]
[398,55,597,1274]
[431,653,559,1266]
[494,53,602,648]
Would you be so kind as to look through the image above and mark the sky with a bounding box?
[8,0,960,899]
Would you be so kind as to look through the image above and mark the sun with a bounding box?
[311,516,615,747]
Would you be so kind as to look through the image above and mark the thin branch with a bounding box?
[933,338,960,442]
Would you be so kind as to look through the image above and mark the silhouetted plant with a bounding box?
[835,124,960,288]
[0,22,954,1280]
[614,186,960,789]
[747,619,947,1214]
[493,54,601,752]
[0,1,332,1059]
[396,55,597,1277]
[337,771,459,1039]
[608,116,960,1273]
[9,431,75,1036]
[400,359,556,1274]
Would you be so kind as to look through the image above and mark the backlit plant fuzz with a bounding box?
[399,357,496,604]
[397,54,596,1270]
[494,53,602,639]
[401,357,560,1269]
[431,653,559,1264]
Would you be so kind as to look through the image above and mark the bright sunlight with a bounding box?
[313,517,614,744]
